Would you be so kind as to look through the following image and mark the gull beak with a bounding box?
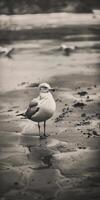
[49,88,55,92]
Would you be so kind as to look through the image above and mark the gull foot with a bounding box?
[40,134,48,139]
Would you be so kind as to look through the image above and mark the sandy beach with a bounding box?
[0,12,100,200]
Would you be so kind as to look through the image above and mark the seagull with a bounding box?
[23,83,56,138]
[60,44,78,56]
[0,46,14,57]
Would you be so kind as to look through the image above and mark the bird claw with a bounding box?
[40,134,48,139]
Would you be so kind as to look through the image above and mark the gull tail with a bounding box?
[16,113,26,118]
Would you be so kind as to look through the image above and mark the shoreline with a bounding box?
[0,12,100,43]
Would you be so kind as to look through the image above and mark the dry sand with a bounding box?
[0,13,100,200]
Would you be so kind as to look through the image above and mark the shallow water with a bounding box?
[0,38,100,92]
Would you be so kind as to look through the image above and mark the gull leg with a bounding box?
[39,121,48,139]
[44,121,47,137]
[38,122,41,137]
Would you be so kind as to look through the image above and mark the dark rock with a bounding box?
[20,82,26,85]
[85,116,91,120]
[69,109,73,113]
[83,132,86,135]
[56,98,62,102]
[87,133,92,138]
[78,146,86,149]
[87,87,92,90]
[67,107,69,110]
[55,117,61,123]
[59,114,64,118]
[83,121,90,125]
[7,109,13,112]
[73,102,86,109]
[83,128,99,138]
[75,120,90,126]
[28,82,39,88]
[86,99,93,102]
[14,182,19,186]
[16,110,19,113]
[75,86,81,90]
[62,108,68,113]
[92,130,99,136]
[81,113,86,117]
[96,113,100,119]
[77,91,88,96]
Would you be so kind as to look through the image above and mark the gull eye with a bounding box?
[42,86,48,89]
[40,86,48,91]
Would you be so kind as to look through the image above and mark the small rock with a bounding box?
[20,82,26,85]
[55,117,61,123]
[16,110,19,113]
[28,82,39,88]
[75,120,90,126]
[14,182,19,186]
[75,86,80,90]
[7,109,13,112]
[62,108,67,113]
[87,87,92,90]
[85,116,91,120]
[73,102,86,109]
[83,121,90,125]
[78,146,86,149]
[96,113,100,119]
[77,91,88,96]
[56,98,62,102]
[81,113,86,117]
[92,130,99,136]
[86,99,93,102]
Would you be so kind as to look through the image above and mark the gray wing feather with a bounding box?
[29,101,38,108]
[25,98,39,119]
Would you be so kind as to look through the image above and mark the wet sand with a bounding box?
[0,13,100,200]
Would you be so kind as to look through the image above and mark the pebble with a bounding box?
[73,102,86,109]
[77,91,88,96]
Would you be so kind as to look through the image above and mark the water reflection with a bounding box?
[20,134,54,169]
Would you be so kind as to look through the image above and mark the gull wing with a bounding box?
[25,98,39,119]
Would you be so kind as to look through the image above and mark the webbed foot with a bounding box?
[40,134,48,139]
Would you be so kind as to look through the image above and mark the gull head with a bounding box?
[39,83,55,93]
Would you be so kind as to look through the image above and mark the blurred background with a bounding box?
[0,0,100,15]
[0,1,100,200]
